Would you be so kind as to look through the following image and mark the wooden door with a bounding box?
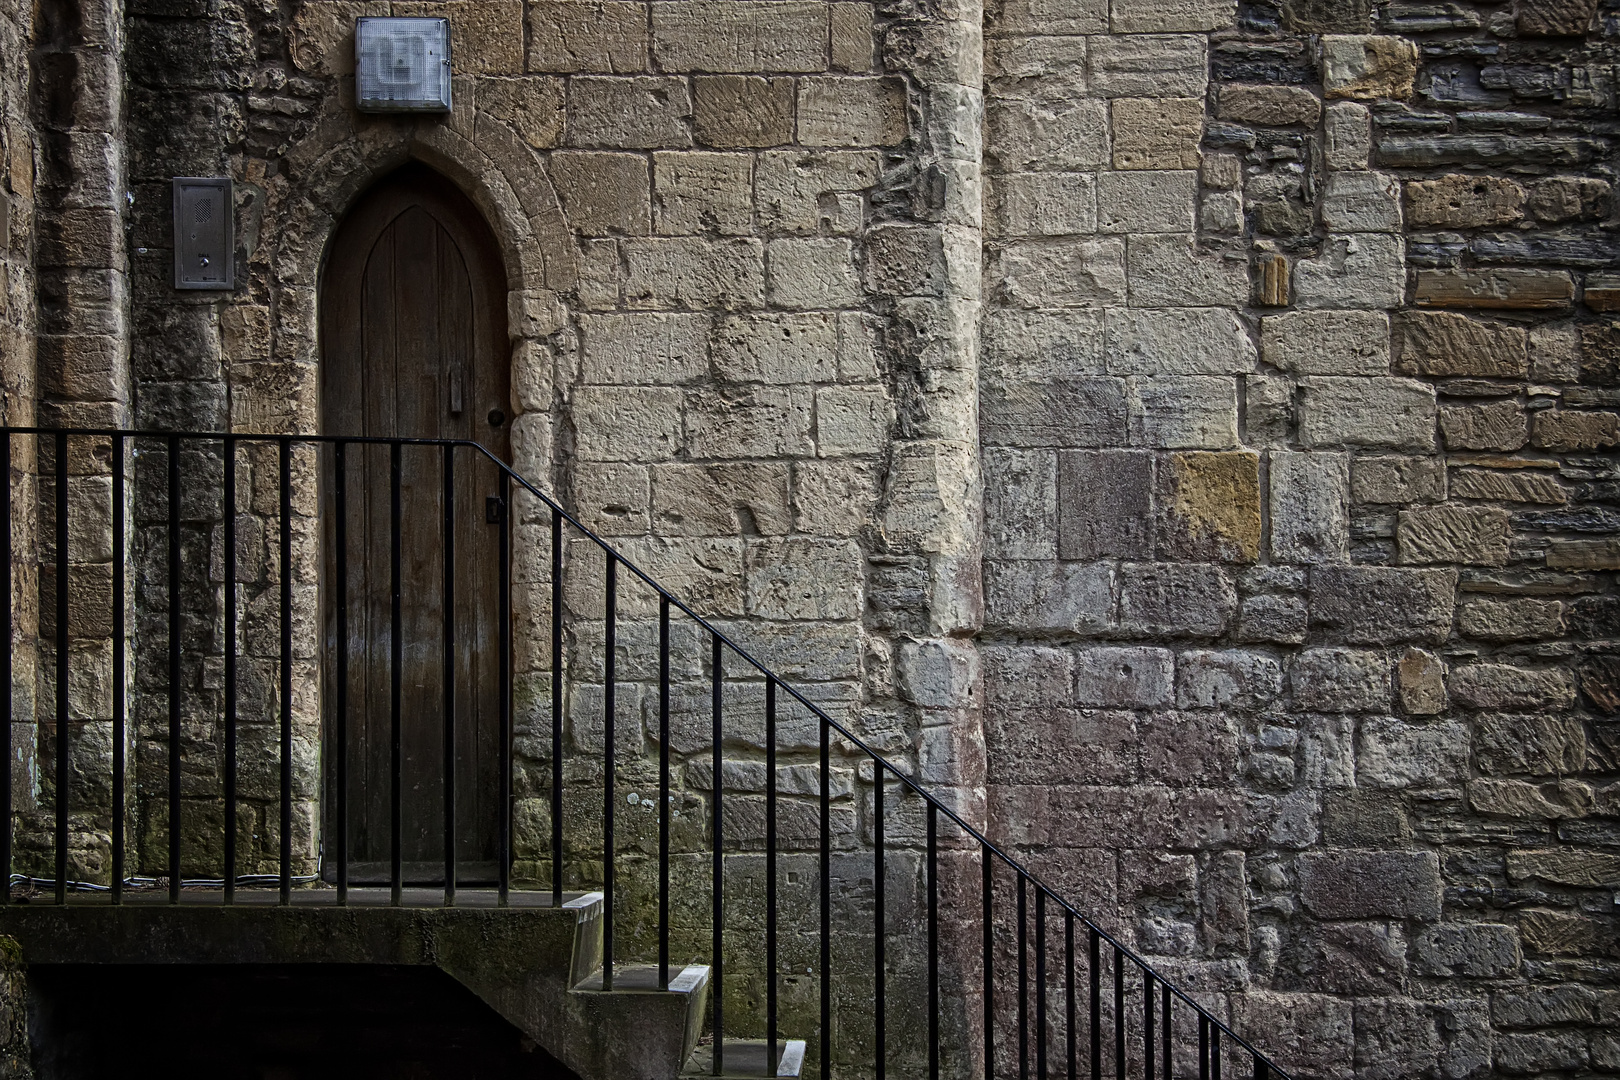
[319,164,511,883]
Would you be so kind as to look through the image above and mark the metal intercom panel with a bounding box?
[173,178,235,290]
[355,17,452,112]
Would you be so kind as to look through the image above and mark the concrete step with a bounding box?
[571,961,712,1075]
[683,1038,807,1079]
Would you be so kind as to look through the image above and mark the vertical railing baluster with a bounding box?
[497,469,512,907]
[442,445,456,908]
[1144,970,1154,1080]
[54,432,72,904]
[927,802,939,1080]
[1162,982,1171,1080]
[765,676,777,1065]
[550,506,563,908]
[1113,947,1124,1080]
[165,433,179,905]
[602,553,616,988]
[1212,1024,1221,1080]
[1089,928,1100,1080]
[331,440,344,905]
[658,594,670,988]
[222,436,235,904]
[983,846,994,1080]
[711,631,723,1075]
[111,435,125,904]
[1017,874,1028,1080]
[1066,911,1075,1080]
[389,442,403,906]
[279,438,292,905]
[1037,888,1047,1080]
[1254,1054,1266,1080]
[874,762,885,1080]
[1,433,10,905]
[1199,1015,1209,1080]
[819,712,830,1080]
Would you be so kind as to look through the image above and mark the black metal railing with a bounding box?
[2,426,1291,1080]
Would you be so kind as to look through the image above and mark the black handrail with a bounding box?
[2,425,1293,1080]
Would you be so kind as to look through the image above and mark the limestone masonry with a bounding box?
[1,0,1618,1074]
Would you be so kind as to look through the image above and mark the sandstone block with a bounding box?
[898,638,980,709]
[1128,376,1239,449]
[756,150,881,234]
[1230,992,1354,1080]
[1547,538,1620,569]
[989,0,1108,33]
[528,2,648,72]
[1298,850,1442,920]
[1293,234,1405,310]
[990,97,1110,171]
[1516,0,1602,35]
[992,237,1128,306]
[1438,401,1527,452]
[798,77,908,147]
[1074,645,1174,707]
[981,376,1128,447]
[1469,778,1593,819]
[1104,307,1254,376]
[1298,377,1435,451]
[651,1,827,71]
[624,237,764,309]
[685,386,812,458]
[1321,35,1418,100]
[1270,452,1350,564]
[1217,83,1320,126]
[1580,654,1620,712]
[1531,409,1620,451]
[1057,449,1153,559]
[1353,455,1445,504]
[1126,234,1249,307]
[568,77,693,149]
[1320,172,1402,233]
[579,312,708,384]
[983,560,1114,633]
[1506,848,1620,888]
[1201,191,1243,234]
[983,645,1076,711]
[571,386,684,462]
[793,459,878,538]
[1110,0,1235,31]
[1323,101,1371,169]
[695,76,795,148]
[653,151,753,236]
[986,34,1090,78]
[1262,310,1389,376]
[1494,987,1599,1032]
[1413,924,1520,978]
[745,538,863,620]
[1495,1033,1589,1075]
[1518,909,1599,957]
[712,312,839,384]
[1238,594,1308,644]
[985,449,1057,559]
[1292,647,1389,712]
[1110,97,1204,169]
[815,385,890,456]
[1088,34,1207,97]
[1528,174,1611,222]
[1358,717,1469,790]
[1354,998,1491,1080]
[1175,650,1283,709]
[653,462,793,538]
[1413,268,1575,311]
[1118,562,1236,638]
[1449,467,1564,504]
[1157,450,1261,562]
[829,2,874,70]
[1245,377,1294,448]
[1474,713,1585,776]
[1529,321,1581,382]
[987,173,1098,237]
[1309,566,1457,644]
[1404,173,1525,228]
[572,462,650,535]
[394,0,522,72]
[1396,505,1510,567]
[1459,597,1564,641]
[1567,595,1620,637]
[1450,663,1576,710]
[1393,310,1528,378]
[766,238,861,309]
[1397,647,1446,714]
[1096,170,1197,233]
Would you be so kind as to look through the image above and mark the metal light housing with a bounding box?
[355,17,452,113]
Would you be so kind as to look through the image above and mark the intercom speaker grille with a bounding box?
[355,17,452,113]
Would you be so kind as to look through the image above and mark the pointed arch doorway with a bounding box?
[319,162,512,884]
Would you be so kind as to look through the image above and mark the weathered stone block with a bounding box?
[1310,566,1457,644]
[1217,83,1320,126]
[1057,449,1152,559]
[571,386,684,462]
[988,0,1108,34]
[793,459,878,538]
[1238,594,1308,644]
[711,312,838,385]
[1449,467,1564,505]
[1298,377,1435,451]
[766,238,861,309]
[991,237,1127,306]
[1126,234,1248,307]
[815,385,891,456]
[1393,311,1528,378]
[1396,505,1510,567]
[1474,713,1586,776]
[1109,0,1234,31]
[1353,998,1491,1080]
[797,77,907,147]
[572,462,650,535]
[990,96,1109,171]
[1528,174,1611,222]
[567,77,693,149]
[1104,307,1255,375]
[1230,992,1354,1080]
[1074,645,1174,707]
[756,150,881,234]
[685,386,813,459]
[985,449,1057,559]
[1156,450,1260,563]
[1109,96,1204,170]
[745,538,863,620]
[623,237,764,309]
[1118,562,1236,638]
[1515,0,1602,35]
[1469,778,1593,819]
[1413,268,1575,311]
[1323,101,1371,169]
[1396,648,1446,715]
[981,376,1128,447]
[983,560,1114,633]
[1292,648,1389,713]
[1088,34,1207,97]
[1531,409,1620,452]
[1404,173,1525,228]
[1412,923,1520,978]
[1320,35,1418,100]
[1320,172,1402,233]
[1141,709,1240,784]
[1262,310,1389,376]
[1298,850,1442,920]
[1245,377,1294,448]
[829,2,874,70]
[1176,649,1282,709]
[1459,597,1564,641]
[1128,376,1239,449]
[1506,848,1620,888]
[694,76,795,148]
[987,173,1098,237]
[1270,452,1350,564]
[1450,663,1576,710]
[1096,170,1196,233]
[1547,538,1620,569]
[1438,401,1527,452]
[528,2,648,72]
[650,1,827,71]
[1352,456,1445,504]
[1293,234,1406,310]
[578,312,708,385]
[652,151,754,235]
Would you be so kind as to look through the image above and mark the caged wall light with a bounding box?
[355,17,452,113]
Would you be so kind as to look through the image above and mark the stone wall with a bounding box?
[981,0,1619,1077]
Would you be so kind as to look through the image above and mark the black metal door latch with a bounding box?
[485,495,506,524]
